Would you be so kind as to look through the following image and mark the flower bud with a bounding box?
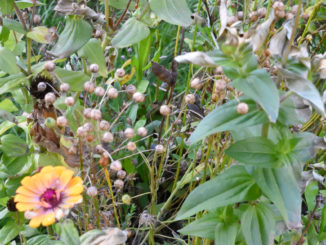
[44,61,55,72]
[237,102,249,115]
[90,64,99,73]
[77,126,87,137]
[137,127,147,137]
[60,83,70,93]
[160,105,171,116]
[33,15,41,25]
[127,142,137,151]
[257,7,266,18]
[87,186,98,197]
[108,87,118,99]
[132,92,145,103]
[273,1,284,11]
[110,160,122,172]
[103,131,114,143]
[185,94,196,104]
[84,108,92,119]
[83,122,93,132]
[84,81,95,93]
[65,96,75,106]
[122,194,131,205]
[215,79,227,91]
[124,128,135,139]
[94,87,105,97]
[90,109,102,120]
[237,11,244,20]
[114,179,124,190]
[117,170,126,179]
[86,134,94,142]
[115,68,125,77]
[126,84,136,95]
[155,144,164,154]
[96,144,104,154]
[190,77,202,89]
[56,116,67,127]
[37,82,46,92]
[44,92,56,104]
[275,10,285,19]
[99,120,110,130]
[99,155,108,167]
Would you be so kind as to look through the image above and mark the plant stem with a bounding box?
[26,38,32,74]
[104,0,110,30]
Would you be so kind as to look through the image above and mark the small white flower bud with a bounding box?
[215,79,227,91]
[94,87,105,97]
[83,122,93,132]
[127,142,137,151]
[44,61,55,72]
[37,82,46,92]
[185,94,196,104]
[65,96,75,106]
[190,77,202,90]
[137,127,147,137]
[124,128,135,139]
[87,186,98,197]
[155,144,164,154]
[90,64,99,73]
[60,83,70,92]
[117,170,126,179]
[84,108,92,119]
[99,120,110,130]
[237,102,249,115]
[115,68,125,77]
[126,84,136,95]
[90,109,102,120]
[132,92,145,103]
[114,179,124,190]
[77,126,87,137]
[56,116,67,127]
[84,81,95,93]
[160,105,171,116]
[108,87,118,99]
[44,92,56,104]
[110,160,122,172]
[122,194,131,205]
[103,132,114,143]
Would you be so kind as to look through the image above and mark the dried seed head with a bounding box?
[33,15,41,25]
[257,7,266,18]
[95,144,104,154]
[108,87,118,99]
[137,127,147,137]
[77,126,87,137]
[124,128,135,139]
[94,87,105,97]
[249,11,258,22]
[132,92,145,103]
[84,81,95,93]
[65,96,75,106]
[103,131,114,143]
[44,61,55,72]
[99,120,110,130]
[155,144,164,154]
[37,82,47,92]
[275,10,285,18]
[115,68,126,77]
[60,83,70,93]
[126,84,137,95]
[122,194,131,205]
[117,170,127,179]
[110,160,122,172]
[87,186,98,197]
[237,102,249,115]
[190,77,202,89]
[44,92,56,104]
[83,122,93,132]
[56,116,67,127]
[99,155,108,167]
[84,108,92,119]
[273,1,284,11]
[185,94,196,104]
[114,179,124,191]
[127,142,137,151]
[160,105,171,116]
[86,134,94,142]
[90,109,102,120]
[90,63,99,73]
[215,79,227,91]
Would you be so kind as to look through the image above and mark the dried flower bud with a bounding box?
[237,11,244,20]
[83,122,93,132]
[132,92,145,103]
[185,94,196,104]
[103,131,114,143]
[257,7,266,18]
[60,83,70,93]
[87,186,98,197]
[237,102,249,114]
[84,81,95,93]
[117,170,126,179]
[127,142,137,151]
[273,1,284,11]
[249,11,258,22]
[37,82,46,92]
[102,151,110,159]
[99,155,108,167]
[110,160,122,172]
[215,79,227,91]
[90,109,102,120]
[84,108,92,119]
[190,77,202,89]
[122,194,131,205]
[94,87,105,97]
[90,64,99,73]
[275,10,285,19]
[126,84,137,95]
[155,144,164,154]
[56,116,67,127]
[137,127,147,137]
[33,15,41,25]
[65,96,75,106]
[44,61,55,72]
[95,144,104,154]
[115,68,125,77]
[44,92,56,104]
[99,120,110,130]
[86,134,94,142]
[108,87,118,99]
[114,179,124,190]
[77,126,87,137]
[124,128,135,139]
[160,105,171,116]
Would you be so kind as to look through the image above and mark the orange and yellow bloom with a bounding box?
[14,166,83,228]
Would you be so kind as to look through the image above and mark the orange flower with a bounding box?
[14,166,83,228]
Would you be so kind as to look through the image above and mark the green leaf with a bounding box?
[54,220,80,245]
[0,98,18,112]
[215,221,238,245]
[0,73,26,94]
[278,68,326,117]
[78,38,108,77]
[49,16,92,58]
[0,0,14,15]
[320,205,326,232]
[278,96,306,125]
[0,47,20,75]
[304,181,318,212]
[55,68,90,91]
[15,0,44,9]
[250,166,301,228]
[225,137,279,168]
[105,0,135,9]
[189,98,268,144]
[0,134,29,157]
[112,18,150,48]
[0,220,21,244]
[241,203,275,245]
[176,165,260,220]
[27,234,65,245]
[137,80,149,93]
[233,69,279,122]
[27,26,51,44]
[2,18,26,34]
[1,155,29,176]
[179,212,219,240]
[149,0,193,26]
[0,120,15,136]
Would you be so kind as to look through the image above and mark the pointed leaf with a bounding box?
[0,0,14,15]
[27,26,51,44]
[189,98,268,144]
[215,221,238,245]
[54,220,80,245]
[55,68,90,92]
[149,0,193,27]
[112,18,150,48]
[0,47,19,75]
[176,165,261,220]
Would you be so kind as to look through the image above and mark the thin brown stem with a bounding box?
[113,0,132,30]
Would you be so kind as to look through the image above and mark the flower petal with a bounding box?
[59,169,74,188]
[60,195,82,208]
[21,176,45,194]
[14,194,38,203]
[65,177,83,195]
[16,186,38,196]
[16,202,40,211]
[29,212,45,228]
[41,211,56,226]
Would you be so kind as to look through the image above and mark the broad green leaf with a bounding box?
[321,205,326,232]
[0,73,26,94]
[54,220,80,245]
[241,203,275,245]
[0,47,19,75]
[27,234,65,245]
[0,121,15,136]
[2,18,26,34]
[0,0,14,15]
[105,0,135,9]
[0,98,18,112]
[49,16,92,58]
[55,68,90,91]
[279,68,326,117]
[137,80,149,93]
[250,166,301,228]
[176,165,261,220]
[0,134,29,157]
[78,38,108,77]
[233,69,279,122]
[1,155,29,176]
[112,18,150,48]
[304,181,318,212]
[179,212,219,240]
[215,221,238,245]
[149,0,193,26]
[189,98,268,144]
[15,0,44,9]
[27,26,51,44]
[0,220,21,244]
[278,96,307,125]
[226,137,279,168]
